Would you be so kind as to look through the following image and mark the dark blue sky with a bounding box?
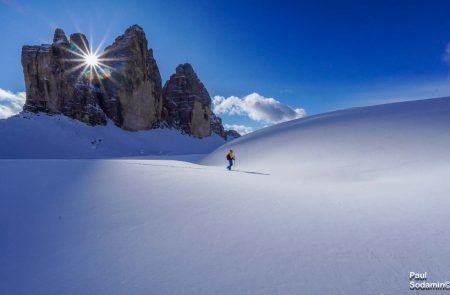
[1,0,450,129]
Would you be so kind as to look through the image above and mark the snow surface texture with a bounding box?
[0,113,226,158]
[2,97,450,294]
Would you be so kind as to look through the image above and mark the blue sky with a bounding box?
[1,0,450,132]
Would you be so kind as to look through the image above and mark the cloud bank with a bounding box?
[0,88,26,119]
[213,92,306,125]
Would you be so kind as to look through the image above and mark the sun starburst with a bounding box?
[85,53,99,67]
[61,37,118,84]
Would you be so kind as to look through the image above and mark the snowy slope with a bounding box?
[203,96,450,176]
[2,97,450,294]
[0,112,226,158]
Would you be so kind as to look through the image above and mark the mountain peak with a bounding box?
[53,28,68,44]
[125,24,144,34]
[176,63,195,75]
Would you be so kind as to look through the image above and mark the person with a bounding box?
[226,149,235,170]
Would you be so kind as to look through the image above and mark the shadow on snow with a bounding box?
[125,162,270,176]
[229,169,270,176]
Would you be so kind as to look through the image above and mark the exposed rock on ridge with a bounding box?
[22,30,106,125]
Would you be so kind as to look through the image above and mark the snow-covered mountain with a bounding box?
[2,97,450,294]
[0,112,226,158]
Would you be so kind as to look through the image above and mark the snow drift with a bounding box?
[203,96,450,176]
[0,112,226,158]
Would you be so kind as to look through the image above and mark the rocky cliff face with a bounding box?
[22,29,106,125]
[21,25,239,139]
[163,63,214,138]
[100,25,162,131]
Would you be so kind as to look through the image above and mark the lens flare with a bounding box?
[85,53,99,67]
[61,38,122,84]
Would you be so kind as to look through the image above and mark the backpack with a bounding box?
[226,154,231,160]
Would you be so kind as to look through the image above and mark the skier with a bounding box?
[226,149,235,170]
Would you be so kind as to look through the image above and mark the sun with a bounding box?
[62,38,119,83]
[85,52,99,67]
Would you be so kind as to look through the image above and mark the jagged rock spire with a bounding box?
[162,63,228,138]
[53,28,68,44]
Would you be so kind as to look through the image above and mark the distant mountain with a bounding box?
[21,24,239,140]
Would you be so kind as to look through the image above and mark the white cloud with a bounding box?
[0,88,26,119]
[213,92,306,124]
[444,43,450,63]
[224,124,254,135]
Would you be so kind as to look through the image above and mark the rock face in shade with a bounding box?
[225,129,241,140]
[21,29,106,125]
[21,25,239,138]
[100,25,163,131]
[163,63,225,138]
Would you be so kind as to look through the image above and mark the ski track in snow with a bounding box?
[228,169,270,176]
[123,161,206,170]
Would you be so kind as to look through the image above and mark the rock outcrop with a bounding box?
[161,63,239,139]
[100,25,162,131]
[21,25,239,139]
[225,129,241,140]
[163,63,218,138]
[22,29,106,125]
